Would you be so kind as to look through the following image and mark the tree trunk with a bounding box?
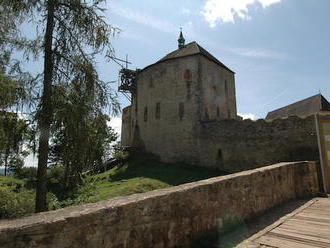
[4,151,8,176]
[35,0,55,213]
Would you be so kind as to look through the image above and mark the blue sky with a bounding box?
[17,0,330,167]
[104,0,330,120]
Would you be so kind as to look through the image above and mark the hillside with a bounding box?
[0,153,225,219]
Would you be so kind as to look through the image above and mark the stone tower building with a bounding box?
[120,32,239,165]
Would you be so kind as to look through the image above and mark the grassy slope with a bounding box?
[86,153,225,202]
[0,153,225,218]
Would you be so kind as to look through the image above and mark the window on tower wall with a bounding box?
[144,106,148,122]
[205,107,209,120]
[149,77,153,88]
[186,81,191,100]
[179,102,184,121]
[224,80,229,99]
[155,103,160,119]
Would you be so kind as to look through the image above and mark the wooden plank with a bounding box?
[280,222,330,236]
[296,213,330,221]
[238,198,330,248]
[301,210,330,217]
[288,218,330,229]
[306,207,330,212]
[304,205,330,210]
[268,231,330,248]
[293,215,330,224]
[256,234,321,248]
[241,199,318,245]
[273,227,330,243]
[302,207,330,213]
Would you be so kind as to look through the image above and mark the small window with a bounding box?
[227,109,231,118]
[144,106,148,122]
[224,80,229,99]
[217,107,220,117]
[186,81,191,100]
[184,69,191,80]
[179,102,184,121]
[149,78,153,88]
[155,103,160,119]
[205,107,209,120]
[217,149,223,160]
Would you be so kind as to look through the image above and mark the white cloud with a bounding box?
[108,116,122,138]
[238,113,258,120]
[231,47,291,60]
[202,0,283,27]
[24,154,38,167]
[182,7,191,15]
[110,5,176,34]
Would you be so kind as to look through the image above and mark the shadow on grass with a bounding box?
[109,152,227,186]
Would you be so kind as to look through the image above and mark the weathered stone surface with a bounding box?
[122,54,238,166]
[0,161,320,248]
[198,116,320,171]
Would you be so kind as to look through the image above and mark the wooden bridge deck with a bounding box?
[240,198,330,248]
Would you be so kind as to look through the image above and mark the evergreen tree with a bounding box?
[0,1,119,212]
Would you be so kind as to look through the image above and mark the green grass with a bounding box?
[85,152,225,202]
[0,174,25,187]
[0,152,225,218]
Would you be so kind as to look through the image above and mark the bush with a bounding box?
[47,165,67,199]
[14,167,37,180]
[0,186,35,219]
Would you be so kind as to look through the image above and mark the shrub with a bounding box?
[14,167,37,180]
[0,186,35,219]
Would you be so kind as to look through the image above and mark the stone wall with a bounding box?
[131,56,201,164]
[199,55,237,120]
[0,161,320,248]
[197,116,320,172]
[122,54,238,165]
[121,106,131,146]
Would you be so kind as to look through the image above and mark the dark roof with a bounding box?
[141,42,234,73]
[266,94,330,120]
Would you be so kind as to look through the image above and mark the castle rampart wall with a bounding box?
[197,116,320,172]
[0,161,320,248]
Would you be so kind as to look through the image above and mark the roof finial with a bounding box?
[178,27,185,49]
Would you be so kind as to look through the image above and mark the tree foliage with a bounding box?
[0,111,30,176]
[0,0,120,212]
[50,76,117,191]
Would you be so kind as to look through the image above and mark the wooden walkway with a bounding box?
[239,198,330,248]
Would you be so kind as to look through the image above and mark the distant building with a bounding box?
[120,31,238,164]
[266,94,330,120]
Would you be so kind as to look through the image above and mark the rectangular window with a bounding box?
[155,103,160,119]
[186,81,191,100]
[179,102,184,121]
[205,107,209,120]
[224,80,229,99]
[144,106,148,122]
